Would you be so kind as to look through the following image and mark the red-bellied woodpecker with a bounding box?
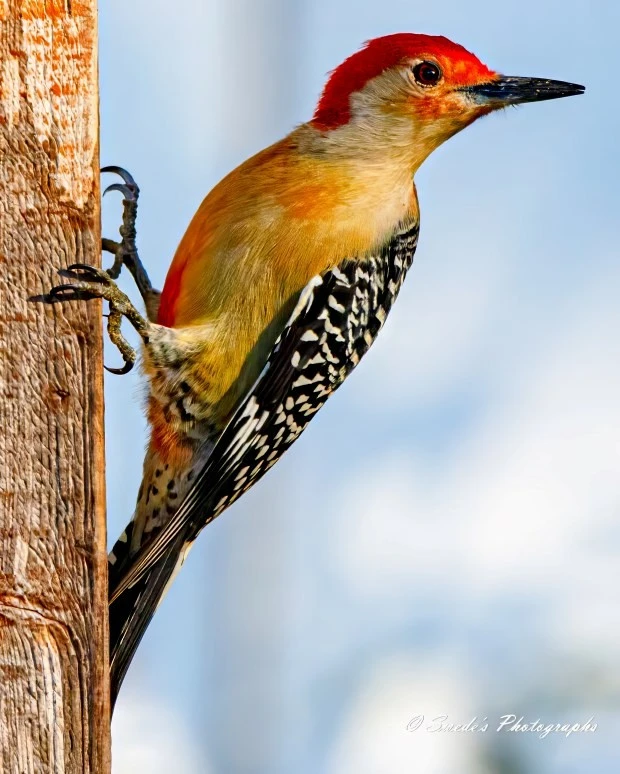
[48,33,584,707]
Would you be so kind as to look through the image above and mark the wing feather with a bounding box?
[109,222,419,702]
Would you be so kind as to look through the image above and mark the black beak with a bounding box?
[465,76,585,106]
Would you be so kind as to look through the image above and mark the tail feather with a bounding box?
[108,442,212,706]
[108,520,135,571]
[107,442,203,710]
[109,533,189,710]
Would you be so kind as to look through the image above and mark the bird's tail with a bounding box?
[107,441,201,711]
[109,531,189,710]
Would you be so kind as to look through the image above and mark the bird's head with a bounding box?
[311,33,584,169]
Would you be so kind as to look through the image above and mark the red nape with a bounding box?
[312,33,492,130]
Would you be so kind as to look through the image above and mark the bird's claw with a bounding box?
[101,167,159,321]
[40,167,157,376]
[102,166,140,281]
[47,263,148,375]
[101,166,139,200]
[104,312,137,375]
[103,182,138,202]
[59,262,111,284]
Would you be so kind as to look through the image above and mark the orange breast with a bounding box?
[154,127,418,427]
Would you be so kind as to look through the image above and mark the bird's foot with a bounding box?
[47,264,150,375]
[102,166,161,322]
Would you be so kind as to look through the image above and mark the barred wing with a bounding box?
[109,222,419,699]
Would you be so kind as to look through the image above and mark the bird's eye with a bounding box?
[412,61,442,87]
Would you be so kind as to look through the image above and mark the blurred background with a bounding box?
[101,1,619,772]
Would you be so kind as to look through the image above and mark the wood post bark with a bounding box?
[0,1,110,772]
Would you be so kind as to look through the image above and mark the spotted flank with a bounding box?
[108,451,201,571]
[110,220,419,602]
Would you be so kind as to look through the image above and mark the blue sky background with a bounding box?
[101,2,619,772]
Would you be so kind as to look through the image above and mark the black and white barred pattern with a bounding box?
[109,220,419,699]
[113,220,419,595]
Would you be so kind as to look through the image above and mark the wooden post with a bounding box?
[0,2,109,773]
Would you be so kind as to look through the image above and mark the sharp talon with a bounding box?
[70,262,107,274]
[101,166,139,191]
[105,361,134,376]
[103,182,137,201]
[66,263,101,273]
[48,284,99,302]
[60,263,109,283]
[99,164,158,321]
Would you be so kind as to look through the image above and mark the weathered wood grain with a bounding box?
[0,1,109,772]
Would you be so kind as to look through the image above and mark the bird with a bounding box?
[48,32,584,708]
